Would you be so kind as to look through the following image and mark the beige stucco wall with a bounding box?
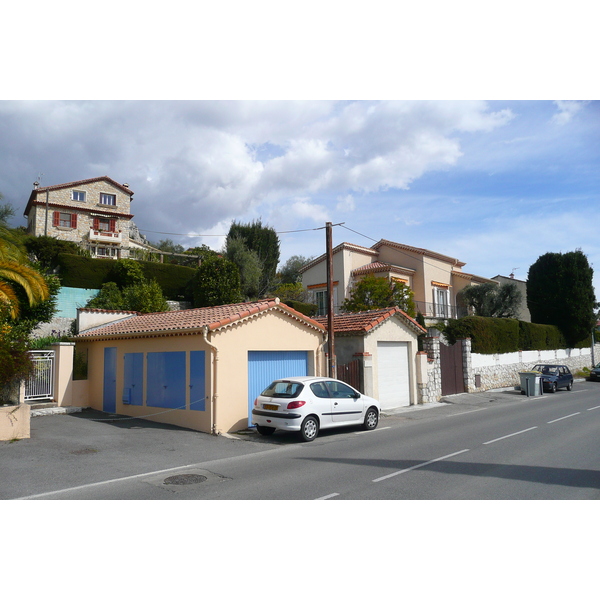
[0,404,30,440]
[27,180,133,257]
[363,317,420,405]
[302,247,375,311]
[76,310,326,434]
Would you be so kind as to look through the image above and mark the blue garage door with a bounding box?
[247,351,309,427]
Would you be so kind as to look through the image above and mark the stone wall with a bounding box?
[464,345,598,392]
[420,336,442,403]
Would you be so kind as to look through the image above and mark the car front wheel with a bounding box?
[299,415,319,442]
[567,382,573,391]
[551,382,558,393]
[363,407,379,430]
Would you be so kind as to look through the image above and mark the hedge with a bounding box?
[441,315,590,354]
[56,254,197,300]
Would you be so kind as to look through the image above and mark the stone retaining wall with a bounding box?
[464,344,598,392]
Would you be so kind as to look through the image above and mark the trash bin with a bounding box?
[519,371,543,397]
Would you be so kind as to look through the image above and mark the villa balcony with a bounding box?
[415,301,470,321]
[89,228,122,244]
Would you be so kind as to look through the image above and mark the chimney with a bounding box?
[510,273,514,279]
[123,183,129,188]
[33,181,39,189]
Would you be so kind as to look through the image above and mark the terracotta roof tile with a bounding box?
[351,261,415,276]
[75,299,325,339]
[314,307,426,335]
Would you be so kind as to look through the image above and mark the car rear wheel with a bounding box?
[363,407,379,430]
[299,415,319,442]
[567,382,573,391]
[256,425,275,436]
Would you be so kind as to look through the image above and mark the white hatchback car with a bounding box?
[252,376,381,442]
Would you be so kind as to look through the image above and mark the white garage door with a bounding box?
[377,341,410,409]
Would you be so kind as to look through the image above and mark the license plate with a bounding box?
[263,404,278,411]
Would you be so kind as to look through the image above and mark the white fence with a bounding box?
[24,350,55,401]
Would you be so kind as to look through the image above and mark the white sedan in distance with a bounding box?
[252,376,381,442]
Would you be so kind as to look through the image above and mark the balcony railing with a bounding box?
[415,301,469,320]
[89,228,122,244]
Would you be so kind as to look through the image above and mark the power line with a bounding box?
[138,226,324,237]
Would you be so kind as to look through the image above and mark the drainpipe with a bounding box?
[318,333,329,377]
[202,326,219,435]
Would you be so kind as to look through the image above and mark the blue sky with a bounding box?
[1,99,598,292]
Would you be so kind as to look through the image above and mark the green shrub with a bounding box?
[445,315,579,354]
[56,254,197,300]
[284,300,318,317]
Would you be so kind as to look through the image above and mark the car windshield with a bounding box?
[533,365,559,376]
[261,381,303,398]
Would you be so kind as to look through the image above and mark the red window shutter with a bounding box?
[93,217,99,230]
[109,219,116,232]
[53,211,60,227]
[71,213,77,228]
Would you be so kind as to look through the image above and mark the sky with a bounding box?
[1,99,599,293]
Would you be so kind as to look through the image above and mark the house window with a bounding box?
[53,211,77,228]
[100,193,116,206]
[434,287,450,318]
[72,190,86,202]
[94,246,117,257]
[93,217,116,232]
[315,290,328,316]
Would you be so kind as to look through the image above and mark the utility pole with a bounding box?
[326,221,336,379]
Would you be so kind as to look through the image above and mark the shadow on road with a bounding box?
[299,455,600,490]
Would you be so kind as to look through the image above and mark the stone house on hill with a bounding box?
[23,176,136,259]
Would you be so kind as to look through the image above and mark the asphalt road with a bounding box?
[2,382,599,500]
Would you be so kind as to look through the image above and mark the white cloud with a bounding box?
[551,100,587,125]
[336,194,355,212]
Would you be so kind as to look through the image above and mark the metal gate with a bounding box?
[25,350,55,401]
[337,359,362,392]
[439,341,465,396]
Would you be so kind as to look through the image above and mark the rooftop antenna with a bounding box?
[510,267,519,279]
[34,172,43,188]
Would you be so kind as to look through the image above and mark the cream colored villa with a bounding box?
[300,239,497,322]
[24,176,137,259]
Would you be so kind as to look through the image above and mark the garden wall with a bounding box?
[464,341,598,392]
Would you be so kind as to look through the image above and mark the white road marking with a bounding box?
[547,412,580,423]
[483,426,538,445]
[587,405,600,411]
[372,449,470,483]
[315,493,340,500]
[14,462,211,500]
[355,427,391,435]
[446,408,486,417]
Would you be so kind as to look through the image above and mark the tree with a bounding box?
[527,250,596,347]
[191,255,242,308]
[457,282,522,318]
[23,235,83,271]
[341,275,416,316]
[0,193,15,225]
[273,282,306,303]
[278,255,313,285]
[85,258,169,313]
[224,235,263,299]
[0,225,49,319]
[227,220,280,295]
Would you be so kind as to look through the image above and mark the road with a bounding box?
[9,382,600,500]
